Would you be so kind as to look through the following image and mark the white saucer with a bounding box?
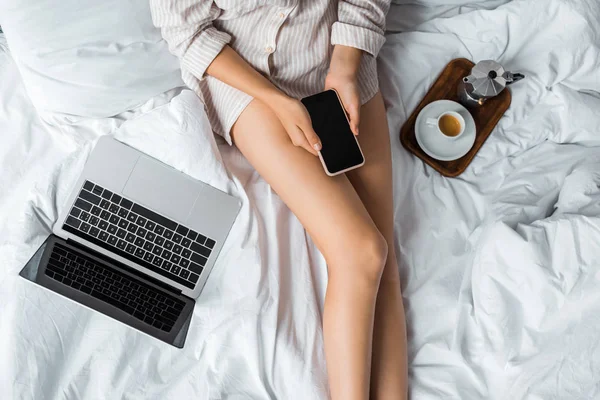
[415,100,476,161]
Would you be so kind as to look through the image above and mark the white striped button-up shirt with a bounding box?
[150,0,390,141]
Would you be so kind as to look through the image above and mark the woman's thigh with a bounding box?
[346,92,394,243]
[230,99,381,264]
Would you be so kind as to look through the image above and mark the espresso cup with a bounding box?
[426,111,465,139]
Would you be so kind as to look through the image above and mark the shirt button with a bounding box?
[278,12,285,18]
[265,46,274,54]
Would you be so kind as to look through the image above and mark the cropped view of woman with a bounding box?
[150,1,408,398]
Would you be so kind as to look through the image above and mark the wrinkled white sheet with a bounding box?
[1,0,600,398]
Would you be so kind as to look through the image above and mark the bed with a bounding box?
[1,0,600,398]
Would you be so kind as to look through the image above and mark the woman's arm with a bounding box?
[150,0,321,155]
[206,46,321,155]
[325,0,392,135]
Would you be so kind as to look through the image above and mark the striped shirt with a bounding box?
[150,0,390,143]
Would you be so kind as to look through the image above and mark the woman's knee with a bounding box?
[326,227,388,286]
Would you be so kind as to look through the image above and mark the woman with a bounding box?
[150,1,407,399]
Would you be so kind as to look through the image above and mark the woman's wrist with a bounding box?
[329,45,363,78]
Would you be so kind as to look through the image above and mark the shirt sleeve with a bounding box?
[149,0,231,80]
[330,0,391,58]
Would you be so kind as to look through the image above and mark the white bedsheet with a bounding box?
[1,0,600,398]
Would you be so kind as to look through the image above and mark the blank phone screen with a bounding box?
[301,90,364,175]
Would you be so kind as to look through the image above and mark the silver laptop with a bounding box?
[19,136,241,347]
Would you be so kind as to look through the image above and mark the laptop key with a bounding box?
[137,227,147,238]
[176,226,189,236]
[191,253,208,266]
[127,222,138,233]
[109,214,119,224]
[80,212,90,222]
[180,259,189,269]
[152,247,162,256]
[205,238,216,249]
[127,212,137,223]
[83,181,94,191]
[171,254,181,264]
[152,257,162,267]
[111,193,122,204]
[145,232,156,242]
[144,253,154,263]
[164,229,173,240]
[99,231,109,241]
[154,225,165,235]
[100,199,110,209]
[109,203,119,213]
[90,216,100,226]
[182,249,192,259]
[126,244,135,254]
[187,230,198,241]
[116,229,127,239]
[117,239,127,250]
[69,208,82,218]
[75,198,93,212]
[143,242,153,252]
[80,222,91,233]
[118,208,129,218]
[195,234,207,245]
[120,198,133,210]
[118,219,128,229]
[90,227,100,237]
[162,261,172,271]
[164,241,174,250]
[136,216,147,226]
[145,220,156,231]
[189,262,203,274]
[92,185,103,196]
[107,224,117,234]
[101,189,113,200]
[134,237,145,247]
[182,238,192,248]
[135,248,145,259]
[107,235,117,246]
[100,211,110,221]
[162,250,172,259]
[80,190,101,205]
[173,244,183,255]
[172,233,183,244]
[171,265,181,275]
[125,233,136,242]
[190,242,211,257]
[65,216,81,229]
[180,269,190,279]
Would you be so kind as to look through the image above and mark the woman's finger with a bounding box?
[300,121,322,153]
[289,125,318,156]
[346,100,360,136]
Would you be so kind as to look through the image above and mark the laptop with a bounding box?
[19,136,241,347]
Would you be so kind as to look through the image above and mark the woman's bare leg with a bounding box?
[232,99,385,400]
[346,93,408,399]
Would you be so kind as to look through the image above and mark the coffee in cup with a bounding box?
[426,111,465,139]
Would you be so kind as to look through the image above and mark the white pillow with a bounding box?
[0,0,184,118]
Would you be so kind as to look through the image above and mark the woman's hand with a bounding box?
[325,45,363,136]
[268,94,322,156]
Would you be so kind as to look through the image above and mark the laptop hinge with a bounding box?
[65,238,183,296]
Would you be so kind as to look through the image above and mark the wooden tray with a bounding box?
[400,58,511,177]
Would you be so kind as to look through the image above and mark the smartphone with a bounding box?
[301,90,365,176]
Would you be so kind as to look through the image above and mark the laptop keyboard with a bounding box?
[46,243,185,332]
[62,180,216,289]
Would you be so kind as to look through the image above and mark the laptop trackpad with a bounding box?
[122,156,200,222]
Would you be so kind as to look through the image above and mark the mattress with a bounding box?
[2,0,600,398]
